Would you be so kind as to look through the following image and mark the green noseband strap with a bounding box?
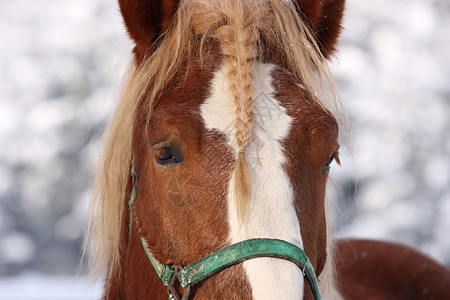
[178,238,322,299]
[129,163,322,300]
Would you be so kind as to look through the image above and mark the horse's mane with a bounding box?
[84,0,343,297]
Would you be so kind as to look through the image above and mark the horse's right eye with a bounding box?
[154,146,184,166]
[322,151,340,174]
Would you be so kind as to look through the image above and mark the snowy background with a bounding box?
[0,0,449,299]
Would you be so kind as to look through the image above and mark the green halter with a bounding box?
[128,164,322,300]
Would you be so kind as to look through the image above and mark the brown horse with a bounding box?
[84,0,450,299]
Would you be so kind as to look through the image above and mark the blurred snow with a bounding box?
[0,0,449,297]
[0,272,101,300]
[330,0,450,265]
[0,0,129,284]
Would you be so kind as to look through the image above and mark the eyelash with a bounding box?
[322,152,339,174]
[154,146,184,165]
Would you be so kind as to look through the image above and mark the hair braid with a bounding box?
[216,3,260,221]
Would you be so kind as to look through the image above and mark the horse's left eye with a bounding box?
[154,146,184,166]
[322,152,339,174]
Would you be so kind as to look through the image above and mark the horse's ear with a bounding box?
[118,0,179,64]
[296,0,345,59]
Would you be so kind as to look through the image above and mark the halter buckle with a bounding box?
[167,265,191,300]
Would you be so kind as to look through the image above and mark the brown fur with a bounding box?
[274,66,340,299]
[296,0,346,58]
[118,0,179,62]
[336,239,450,299]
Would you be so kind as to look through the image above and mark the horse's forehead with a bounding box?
[148,63,215,136]
[150,60,337,149]
[271,68,339,140]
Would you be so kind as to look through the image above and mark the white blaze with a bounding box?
[201,63,305,299]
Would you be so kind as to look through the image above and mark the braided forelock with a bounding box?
[193,1,265,221]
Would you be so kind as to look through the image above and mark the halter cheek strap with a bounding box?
[128,164,322,300]
[128,165,175,286]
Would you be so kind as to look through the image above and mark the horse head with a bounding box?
[87,1,346,299]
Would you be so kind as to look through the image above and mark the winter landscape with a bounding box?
[0,0,449,299]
